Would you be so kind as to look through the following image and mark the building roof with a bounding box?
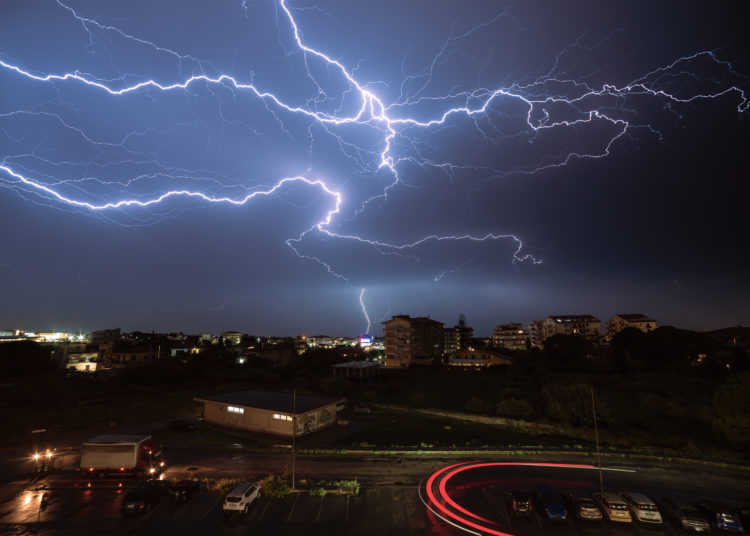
[383,315,443,326]
[84,434,151,444]
[547,315,601,322]
[331,361,380,369]
[613,313,655,322]
[197,389,342,414]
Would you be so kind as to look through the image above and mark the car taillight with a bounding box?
[140,502,144,508]
[512,499,516,509]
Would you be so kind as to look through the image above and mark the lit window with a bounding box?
[227,406,244,414]
[273,413,292,421]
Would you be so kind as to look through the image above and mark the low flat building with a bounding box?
[331,361,381,382]
[195,389,343,437]
[447,348,514,368]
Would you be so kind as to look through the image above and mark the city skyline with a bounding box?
[1,1,748,335]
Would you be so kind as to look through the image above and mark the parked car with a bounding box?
[619,492,662,524]
[695,500,745,533]
[593,491,632,523]
[534,484,567,522]
[563,491,602,521]
[353,403,371,414]
[502,490,533,517]
[168,419,197,431]
[120,485,160,515]
[170,480,200,502]
[223,482,261,515]
[657,497,710,533]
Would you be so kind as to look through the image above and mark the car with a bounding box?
[168,419,197,431]
[592,491,632,523]
[695,500,745,533]
[336,402,345,412]
[563,491,602,521]
[170,480,200,502]
[120,485,160,515]
[353,403,371,414]
[534,484,567,522]
[223,482,261,515]
[619,492,662,524]
[502,490,533,517]
[657,497,710,533]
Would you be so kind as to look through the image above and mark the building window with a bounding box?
[273,413,292,421]
[227,406,244,414]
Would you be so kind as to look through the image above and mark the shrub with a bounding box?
[409,392,425,407]
[259,475,292,499]
[495,397,534,419]
[214,478,239,494]
[464,396,493,413]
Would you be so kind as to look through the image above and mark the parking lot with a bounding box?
[0,479,430,535]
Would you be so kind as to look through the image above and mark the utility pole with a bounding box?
[591,386,604,494]
[292,388,296,491]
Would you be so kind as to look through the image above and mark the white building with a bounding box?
[541,315,602,343]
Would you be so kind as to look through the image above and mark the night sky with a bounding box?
[1,1,748,336]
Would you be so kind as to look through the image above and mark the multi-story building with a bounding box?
[443,324,473,355]
[541,315,602,344]
[528,320,544,348]
[492,323,528,350]
[383,315,444,368]
[110,347,161,367]
[607,314,657,340]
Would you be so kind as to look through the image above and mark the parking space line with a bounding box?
[286,493,299,523]
[257,497,271,521]
[662,520,679,536]
[200,493,223,520]
[315,494,325,523]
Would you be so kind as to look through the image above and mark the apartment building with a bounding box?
[541,315,602,343]
[492,323,528,351]
[607,314,657,339]
[383,315,444,368]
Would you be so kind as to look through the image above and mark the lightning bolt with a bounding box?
[359,287,371,335]
[0,0,746,331]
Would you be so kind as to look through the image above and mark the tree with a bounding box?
[712,371,750,448]
[541,382,610,426]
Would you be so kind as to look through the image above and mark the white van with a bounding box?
[619,492,662,524]
[223,482,261,514]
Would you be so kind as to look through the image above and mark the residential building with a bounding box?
[447,348,514,368]
[110,347,161,367]
[443,322,473,355]
[541,315,602,343]
[528,320,544,348]
[65,352,99,372]
[195,389,343,437]
[492,323,528,350]
[221,331,243,345]
[383,315,444,368]
[607,314,657,340]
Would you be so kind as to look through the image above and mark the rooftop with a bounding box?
[548,315,601,322]
[83,434,151,444]
[197,389,342,413]
[331,361,380,369]
[614,313,655,322]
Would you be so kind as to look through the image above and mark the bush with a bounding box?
[464,396,493,413]
[495,397,534,419]
[712,371,750,448]
[259,475,292,499]
[541,382,610,426]
[409,393,425,407]
[214,478,239,494]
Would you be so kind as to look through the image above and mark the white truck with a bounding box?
[79,434,164,478]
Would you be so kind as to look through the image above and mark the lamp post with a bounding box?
[292,388,296,491]
[591,386,604,494]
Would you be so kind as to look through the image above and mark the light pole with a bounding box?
[292,388,296,491]
[591,386,604,494]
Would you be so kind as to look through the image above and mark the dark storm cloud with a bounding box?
[0,0,748,335]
